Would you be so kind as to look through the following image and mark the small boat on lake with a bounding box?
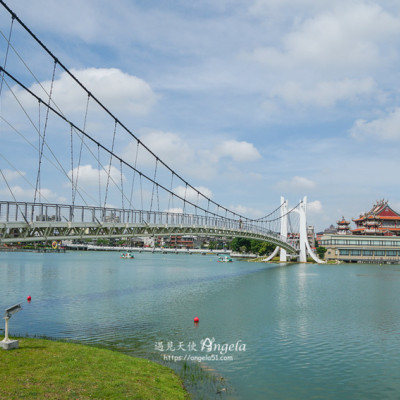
[217,255,233,263]
[120,252,135,259]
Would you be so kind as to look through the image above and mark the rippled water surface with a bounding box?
[2,251,400,399]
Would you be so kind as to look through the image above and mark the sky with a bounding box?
[1,0,400,231]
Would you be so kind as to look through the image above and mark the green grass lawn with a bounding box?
[0,338,189,399]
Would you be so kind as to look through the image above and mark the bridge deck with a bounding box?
[0,201,298,253]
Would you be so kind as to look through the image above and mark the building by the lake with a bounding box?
[337,217,351,235]
[321,200,400,263]
[352,200,400,235]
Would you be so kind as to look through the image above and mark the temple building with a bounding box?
[337,217,351,235]
[352,200,400,236]
[321,200,400,264]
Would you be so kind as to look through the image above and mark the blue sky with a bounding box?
[1,0,400,231]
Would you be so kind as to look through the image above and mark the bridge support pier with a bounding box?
[279,196,288,262]
[279,196,324,264]
[298,197,308,263]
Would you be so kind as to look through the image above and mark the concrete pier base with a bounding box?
[1,339,19,350]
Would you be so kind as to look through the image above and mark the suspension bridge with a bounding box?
[0,1,323,263]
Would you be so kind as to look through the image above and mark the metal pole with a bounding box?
[4,317,9,342]
[280,196,288,262]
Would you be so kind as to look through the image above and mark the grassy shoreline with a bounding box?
[0,337,189,399]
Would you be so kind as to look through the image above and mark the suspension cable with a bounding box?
[261,201,303,223]
[0,168,29,224]
[97,144,101,207]
[149,158,158,213]
[72,93,90,206]
[33,59,57,204]
[252,203,284,222]
[0,1,247,221]
[0,23,289,225]
[183,183,188,214]
[0,114,98,206]
[0,152,50,204]
[104,119,117,208]
[120,160,124,210]
[0,12,14,97]
[139,173,143,210]
[1,74,97,206]
[167,172,174,211]
[129,141,140,209]
[70,124,74,205]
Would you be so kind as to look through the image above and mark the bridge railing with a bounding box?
[0,201,295,247]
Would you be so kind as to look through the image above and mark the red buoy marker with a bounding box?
[193,317,199,323]
[27,295,31,302]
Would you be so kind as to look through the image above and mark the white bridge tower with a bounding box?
[267,196,324,264]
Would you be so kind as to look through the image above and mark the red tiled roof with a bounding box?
[353,216,400,222]
[351,227,400,232]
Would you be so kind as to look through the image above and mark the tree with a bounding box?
[208,241,217,250]
[316,246,327,259]
[230,238,275,255]
[239,245,247,253]
[250,240,262,254]
[258,242,276,256]
[230,237,251,253]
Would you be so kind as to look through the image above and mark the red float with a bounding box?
[27,296,31,302]
[193,317,199,323]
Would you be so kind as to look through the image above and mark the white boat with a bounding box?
[217,255,233,262]
[120,252,135,259]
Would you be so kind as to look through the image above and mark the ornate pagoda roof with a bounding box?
[353,200,400,222]
[337,216,350,225]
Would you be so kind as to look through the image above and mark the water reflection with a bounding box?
[2,253,400,399]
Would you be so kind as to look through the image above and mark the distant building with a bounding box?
[104,212,120,223]
[288,226,316,248]
[167,235,196,249]
[143,236,155,247]
[321,200,400,263]
[316,224,337,246]
[321,234,400,264]
[352,200,400,236]
[307,225,315,248]
[337,217,351,235]
[155,235,203,249]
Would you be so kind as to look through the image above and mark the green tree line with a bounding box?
[229,237,275,255]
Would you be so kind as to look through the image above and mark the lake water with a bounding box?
[2,251,400,399]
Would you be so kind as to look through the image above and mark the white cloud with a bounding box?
[10,68,157,117]
[268,78,377,108]
[67,164,122,187]
[72,68,157,115]
[0,185,55,201]
[307,200,323,214]
[276,176,316,192]
[136,130,195,168]
[217,140,261,162]
[249,0,325,16]
[0,169,26,182]
[245,2,396,119]
[122,131,262,182]
[173,185,213,202]
[248,3,400,73]
[228,204,265,219]
[350,107,400,141]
